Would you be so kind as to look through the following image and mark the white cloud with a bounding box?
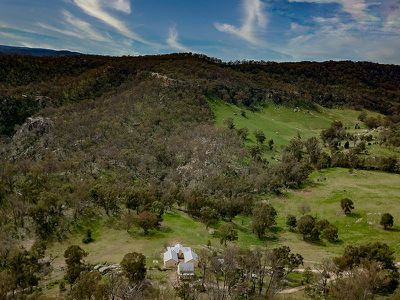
[71,0,151,45]
[382,0,400,32]
[214,0,267,45]
[37,11,109,42]
[105,0,131,13]
[63,11,109,41]
[166,26,192,52]
[286,16,400,64]
[288,0,375,23]
[290,22,311,34]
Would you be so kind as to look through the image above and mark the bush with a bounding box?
[82,229,94,244]
[380,213,394,230]
[322,224,339,242]
[341,198,354,215]
[286,215,297,231]
[297,215,316,240]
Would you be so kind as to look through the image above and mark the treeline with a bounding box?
[1,53,400,131]
[1,240,398,299]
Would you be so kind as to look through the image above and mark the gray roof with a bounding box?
[163,244,198,264]
[163,248,178,262]
[178,262,195,274]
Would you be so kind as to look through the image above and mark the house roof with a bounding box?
[163,247,178,262]
[178,262,195,274]
[163,243,198,263]
[182,247,198,262]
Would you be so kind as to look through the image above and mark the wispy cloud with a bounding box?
[166,26,192,52]
[288,0,375,23]
[214,0,267,45]
[37,11,108,42]
[286,11,400,64]
[381,0,400,33]
[71,0,151,45]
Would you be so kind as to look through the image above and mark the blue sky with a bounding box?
[0,0,399,63]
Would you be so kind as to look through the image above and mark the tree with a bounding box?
[358,111,367,122]
[7,248,43,292]
[120,252,146,284]
[380,213,394,230]
[218,223,238,246]
[64,245,87,285]
[200,206,219,228]
[286,215,297,231]
[297,215,316,240]
[249,144,263,161]
[29,191,64,240]
[252,202,277,239]
[254,129,266,144]
[321,120,347,148]
[321,224,339,242]
[329,262,390,300]
[315,219,330,232]
[236,127,249,141]
[304,137,322,166]
[0,271,14,299]
[334,242,399,293]
[124,188,142,214]
[266,246,303,296]
[224,118,235,129]
[89,184,120,216]
[69,271,108,300]
[82,229,94,244]
[135,211,159,235]
[268,139,274,150]
[283,137,304,162]
[341,198,354,215]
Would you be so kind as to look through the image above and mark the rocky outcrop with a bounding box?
[10,116,53,159]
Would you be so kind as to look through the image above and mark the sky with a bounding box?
[0,0,399,64]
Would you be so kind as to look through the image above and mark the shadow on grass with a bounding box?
[263,234,279,242]
[347,212,362,218]
[328,239,344,245]
[386,228,400,232]
[127,227,167,239]
[302,238,326,247]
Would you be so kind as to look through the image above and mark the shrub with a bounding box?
[341,198,354,215]
[380,213,394,230]
[322,224,339,242]
[82,229,94,244]
[297,215,316,240]
[286,215,297,231]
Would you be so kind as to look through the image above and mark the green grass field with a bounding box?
[208,98,374,148]
[208,98,400,161]
[269,168,400,261]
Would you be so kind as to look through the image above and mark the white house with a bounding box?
[163,244,199,276]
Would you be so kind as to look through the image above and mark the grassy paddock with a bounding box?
[208,98,399,160]
[269,168,400,261]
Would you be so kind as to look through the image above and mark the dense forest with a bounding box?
[1,53,400,299]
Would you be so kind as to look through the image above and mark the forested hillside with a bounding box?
[1,53,400,299]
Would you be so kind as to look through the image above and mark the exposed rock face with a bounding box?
[93,264,122,275]
[18,117,52,135]
[10,116,53,159]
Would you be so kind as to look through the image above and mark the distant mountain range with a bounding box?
[0,45,82,57]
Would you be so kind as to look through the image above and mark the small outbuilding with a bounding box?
[177,262,195,278]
